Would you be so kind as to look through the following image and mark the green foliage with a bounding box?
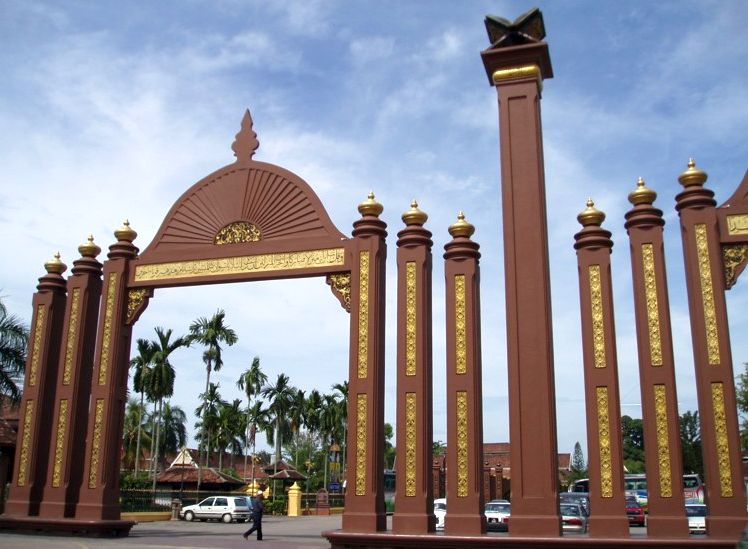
[0,297,29,403]
[568,441,587,482]
[736,363,748,452]
[621,415,645,472]
[384,423,396,469]
[120,471,152,489]
[264,497,286,515]
[680,410,703,477]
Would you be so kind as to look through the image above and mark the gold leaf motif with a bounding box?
[726,213,748,235]
[62,289,81,385]
[88,399,105,489]
[695,225,720,365]
[653,385,672,497]
[29,305,45,386]
[722,243,748,290]
[126,288,148,324]
[214,221,262,245]
[455,275,467,375]
[52,399,69,488]
[357,252,369,379]
[405,262,417,376]
[355,394,367,496]
[642,245,663,366]
[98,273,117,385]
[405,393,417,496]
[326,273,351,312]
[711,383,733,497]
[16,400,34,487]
[456,391,469,497]
[589,265,606,368]
[596,387,613,497]
[134,248,346,282]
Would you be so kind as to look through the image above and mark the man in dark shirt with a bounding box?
[242,491,264,541]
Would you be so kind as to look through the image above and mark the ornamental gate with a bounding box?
[2,8,747,548]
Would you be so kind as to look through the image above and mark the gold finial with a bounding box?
[44,252,67,275]
[678,158,708,187]
[577,198,606,226]
[401,199,428,226]
[358,191,384,217]
[114,219,137,242]
[448,211,475,238]
[78,234,102,258]
[628,176,657,206]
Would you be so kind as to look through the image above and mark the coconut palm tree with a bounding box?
[304,389,323,480]
[245,400,270,488]
[236,356,267,479]
[123,397,151,471]
[319,392,342,489]
[289,388,306,468]
[159,402,188,459]
[262,373,297,498]
[195,382,226,467]
[0,298,28,403]
[215,398,244,471]
[130,338,155,476]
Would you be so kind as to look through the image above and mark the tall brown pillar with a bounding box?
[39,237,103,518]
[624,179,689,537]
[393,201,434,534]
[480,12,560,536]
[76,222,138,521]
[573,201,629,538]
[342,193,387,532]
[3,254,68,516]
[443,213,486,536]
[675,160,748,538]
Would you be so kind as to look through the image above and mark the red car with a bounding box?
[625,497,646,527]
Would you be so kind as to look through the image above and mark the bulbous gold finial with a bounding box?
[678,158,707,187]
[358,191,383,217]
[78,234,102,258]
[44,252,67,275]
[401,199,428,226]
[114,219,137,242]
[577,198,606,226]
[628,176,657,206]
[448,211,475,238]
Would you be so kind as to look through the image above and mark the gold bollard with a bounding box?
[287,482,302,517]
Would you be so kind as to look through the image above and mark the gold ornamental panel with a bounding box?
[133,248,345,282]
[51,399,69,488]
[455,275,467,375]
[653,385,672,497]
[456,391,469,497]
[695,225,720,365]
[98,273,117,385]
[28,305,46,387]
[357,252,370,379]
[641,245,663,366]
[326,272,351,312]
[711,383,733,497]
[214,221,262,245]
[355,393,367,496]
[126,288,148,324]
[405,392,417,496]
[589,265,607,368]
[596,387,613,497]
[62,288,81,385]
[726,214,748,235]
[88,399,105,489]
[405,262,417,376]
[16,400,34,487]
[723,243,748,289]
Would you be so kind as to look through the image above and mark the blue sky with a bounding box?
[1,1,747,460]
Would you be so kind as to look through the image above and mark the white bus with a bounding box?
[570,474,704,509]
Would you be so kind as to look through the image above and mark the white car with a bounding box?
[434,498,446,530]
[685,503,706,534]
[485,500,510,532]
[180,495,252,523]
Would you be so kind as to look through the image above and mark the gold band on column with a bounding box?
[653,385,672,497]
[642,245,663,366]
[405,392,417,496]
[355,393,367,496]
[357,252,369,379]
[596,387,613,497]
[589,265,606,369]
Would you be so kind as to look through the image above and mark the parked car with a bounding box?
[434,498,446,530]
[560,502,588,533]
[685,503,706,534]
[559,492,590,516]
[484,501,511,532]
[625,496,646,527]
[180,495,252,523]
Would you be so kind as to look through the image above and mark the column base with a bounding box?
[341,510,387,532]
[646,514,689,538]
[706,515,748,539]
[38,499,74,519]
[588,515,630,537]
[0,515,134,537]
[74,502,120,521]
[445,512,486,536]
[508,514,560,537]
[393,511,436,534]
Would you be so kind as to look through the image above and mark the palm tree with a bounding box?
[245,400,270,488]
[130,338,155,476]
[123,397,151,471]
[0,298,28,403]
[319,393,342,489]
[304,389,323,485]
[159,402,188,459]
[262,373,297,497]
[195,382,226,467]
[188,310,238,483]
[289,388,306,468]
[147,327,188,490]
[215,399,244,471]
[332,381,348,485]
[236,356,267,480]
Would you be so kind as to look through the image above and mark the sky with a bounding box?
[1,1,747,461]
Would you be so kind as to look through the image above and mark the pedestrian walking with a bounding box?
[242,491,264,541]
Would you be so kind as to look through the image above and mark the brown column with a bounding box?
[76,222,138,520]
[481,33,560,537]
[675,160,748,538]
[3,254,68,516]
[39,237,103,518]
[443,213,485,536]
[624,179,689,537]
[392,201,434,534]
[342,193,387,532]
[573,201,629,537]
